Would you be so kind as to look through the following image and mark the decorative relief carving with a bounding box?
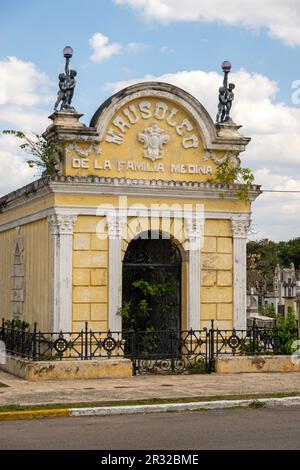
[138,124,170,161]
[66,142,102,158]
[48,214,77,235]
[203,150,240,168]
[11,236,25,320]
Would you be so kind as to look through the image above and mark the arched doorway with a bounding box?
[122,232,182,333]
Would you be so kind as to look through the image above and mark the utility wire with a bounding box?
[262,190,300,193]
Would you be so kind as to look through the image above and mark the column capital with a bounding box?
[231,215,250,238]
[185,217,204,252]
[48,214,77,235]
[106,214,126,239]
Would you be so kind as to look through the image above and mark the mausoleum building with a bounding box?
[0,81,261,334]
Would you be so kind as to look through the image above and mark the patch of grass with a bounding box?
[249,400,267,409]
[0,383,9,388]
[0,391,299,413]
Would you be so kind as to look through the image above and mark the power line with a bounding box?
[262,190,300,193]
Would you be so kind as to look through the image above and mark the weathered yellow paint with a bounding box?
[91,303,107,321]
[201,253,232,270]
[0,194,55,227]
[73,269,90,286]
[202,286,233,303]
[90,269,107,286]
[0,355,132,381]
[215,356,300,374]
[217,237,232,253]
[72,217,108,330]
[0,85,257,337]
[73,251,108,268]
[73,303,90,321]
[217,271,232,287]
[73,233,91,250]
[202,236,217,253]
[201,303,217,320]
[204,219,232,237]
[217,303,233,320]
[0,219,51,330]
[54,193,250,213]
[201,270,217,287]
[63,97,227,182]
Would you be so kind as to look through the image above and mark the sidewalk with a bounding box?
[1,370,300,407]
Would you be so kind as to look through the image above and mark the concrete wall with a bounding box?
[0,355,132,381]
[216,355,300,373]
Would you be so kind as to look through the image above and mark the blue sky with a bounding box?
[1,0,298,114]
[1,0,300,240]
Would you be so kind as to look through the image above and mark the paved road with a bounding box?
[1,407,300,450]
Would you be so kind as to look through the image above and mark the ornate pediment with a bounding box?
[46,82,250,183]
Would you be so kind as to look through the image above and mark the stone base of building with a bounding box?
[0,355,133,381]
[215,355,300,374]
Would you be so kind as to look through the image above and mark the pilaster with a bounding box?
[231,215,250,330]
[48,213,77,332]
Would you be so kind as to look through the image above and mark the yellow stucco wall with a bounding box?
[70,213,234,332]
[0,194,55,227]
[72,216,108,332]
[201,220,233,330]
[0,218,52,330]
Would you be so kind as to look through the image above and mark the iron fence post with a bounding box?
[32,323,37,360]
[85,322,89,360]
[130,330,138,375]
[1,318,4,341]
[170,330,174,372]
[209,320,215,373]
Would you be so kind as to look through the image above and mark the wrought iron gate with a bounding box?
[123,328,210,374]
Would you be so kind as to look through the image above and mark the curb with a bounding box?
[70,396,300,417]
[1,396,300,421]
[0,409,70,421]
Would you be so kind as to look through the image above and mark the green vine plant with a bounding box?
[118,279,176,331]
[2,130,64,176]
[208,156,255,202]
[117,279,177,357]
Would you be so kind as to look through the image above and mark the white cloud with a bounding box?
[0,135,36,197]
[126,42,149,53]
[0,56,52,107]
[0,57,53,196]
[160,46,175,54]
[89,33,149,63]
[105,68,300,240]
[114,0,300,46]
[89,33,123,63]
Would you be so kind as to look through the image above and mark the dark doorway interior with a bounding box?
[122,233,182,332]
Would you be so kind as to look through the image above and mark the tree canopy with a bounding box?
[247,238,300,289]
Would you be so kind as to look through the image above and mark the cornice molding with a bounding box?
[0,176,261,216]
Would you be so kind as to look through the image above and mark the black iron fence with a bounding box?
[0,319,298,374]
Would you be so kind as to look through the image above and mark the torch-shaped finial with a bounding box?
[216,61,235,123]
[54,46,77,113]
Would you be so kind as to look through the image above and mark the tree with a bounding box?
[2,130,63,176]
